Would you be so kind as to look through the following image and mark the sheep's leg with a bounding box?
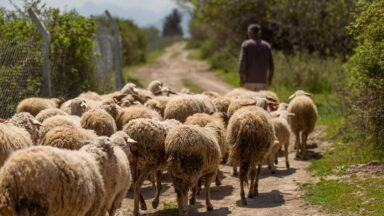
[274,152,279,165]
[253,164,262,196]
[109,191,126,216]
[284,140,290,168]
[215,169,222,186]
[182,189,189,216]
[239,162,248,206]
[196,178,202,195]
[232,163,238,176]
[268,155,276,174]
[248,165,256,198]
[294,130,301,158]
[133,165,153,216]
[205,172,216,211]
[176,188,184,216]
[301,132,308,160]
[189,184,197,205]
[152,170,163,209]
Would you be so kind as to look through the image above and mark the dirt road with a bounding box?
[132,42,232,94]
[118,43,330,215]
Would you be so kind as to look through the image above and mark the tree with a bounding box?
[162,8,183,38]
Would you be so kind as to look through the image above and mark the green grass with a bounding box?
[154,202,178,216]
[182,79,205,93]
[304,178,384,215]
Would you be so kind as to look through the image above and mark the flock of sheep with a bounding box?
[0,80,317,216]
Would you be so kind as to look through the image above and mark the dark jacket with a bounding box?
[238,39,274,83]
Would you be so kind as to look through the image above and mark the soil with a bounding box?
[117,43,332,215]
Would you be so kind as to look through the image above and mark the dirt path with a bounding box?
[118,43,331,215]
[132,42,232,94]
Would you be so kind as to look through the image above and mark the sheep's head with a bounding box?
[148,80,164,95]
[70,98,89,117]
[161,86,177,96]
[120,83,139,95]
[288,90,312,101]
[271,110,295,121]
[277,103,289,111]
[110,131,137,156]
[9,112,41,143]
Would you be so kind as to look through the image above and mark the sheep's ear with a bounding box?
[265,96,278,103]
[29,119,42,128]
[287,112,295,117]
[288,94,296,101]
[304,92,312,97]
[125,137,137,144]
[266,101,279,106]
[113,94,128,102]
[145,96,153,100]
[0,119,8,123]
[79,140,92,146]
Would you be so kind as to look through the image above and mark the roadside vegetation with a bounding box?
[182,0,384,214]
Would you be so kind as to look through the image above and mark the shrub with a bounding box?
[346,0,384,148]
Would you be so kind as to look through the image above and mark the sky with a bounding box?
[0,0,190,33]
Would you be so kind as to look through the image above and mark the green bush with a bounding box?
[346,0,384,148]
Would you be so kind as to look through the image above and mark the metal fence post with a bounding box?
[105,10,125,89]
[28,8,52,97]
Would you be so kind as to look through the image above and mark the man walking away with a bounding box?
[238,24,274,91]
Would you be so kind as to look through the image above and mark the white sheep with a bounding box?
[16,97,65,116]
[287,90,318,159]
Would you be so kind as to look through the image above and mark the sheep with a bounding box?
[60,99,73,114]
[0,122,33,167]
[144,96,170,117]
[287,90,318,159]
[16,97,65,116]
[81,109,117,136]
[123,118,181,215]
[267,110,295,172]
[225,88,259,98]
[8,112,41,144]
[164,95,217,123]
[185,112,229,194]
[277,102,289,111]
[0,144,106,216]
[79,91,103,101]
[226,106,275,206]
[212,96,232,113]
[116,105,161,130]
[35,108,68,123]
[40,125,97,150]
[81,136,135,216]
[39,115,81,140]
[120,83,138,95]
[165,124,222,215]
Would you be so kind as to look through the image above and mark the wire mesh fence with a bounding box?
[0,37,42,119]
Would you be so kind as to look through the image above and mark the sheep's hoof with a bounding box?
[152,198,159,209]
[233,172,238,177]
[189,197,196,205]
[133,211,140,216]
[271,170,276,174]
[275,159,278,165]
[248,192,254,198]
[215,179,222,186]
[241,198,248,206]
[140,203,147,211]
[286,162,290,169]
[196,189,201,196]
[207,204,213,211]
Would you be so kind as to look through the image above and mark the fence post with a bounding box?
[105,10,125,89]
[28,8,52,97]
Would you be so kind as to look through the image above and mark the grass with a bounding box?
[303,178,384,215]
[154,202,178,216]
[182,79,205,93]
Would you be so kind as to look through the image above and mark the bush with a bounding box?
[346,0,384,148]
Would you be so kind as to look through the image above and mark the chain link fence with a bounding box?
[94,11,124,93]
[0,37,42,118]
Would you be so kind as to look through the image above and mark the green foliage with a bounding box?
[182,79,204,93]
[304,178,384,215]
[184,0,356,57]
[46,9,96,97]
[162,9,183,38]
[346,0,384,149]
[116,18,147,65]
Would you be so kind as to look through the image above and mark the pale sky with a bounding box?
[0,0,187,28]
